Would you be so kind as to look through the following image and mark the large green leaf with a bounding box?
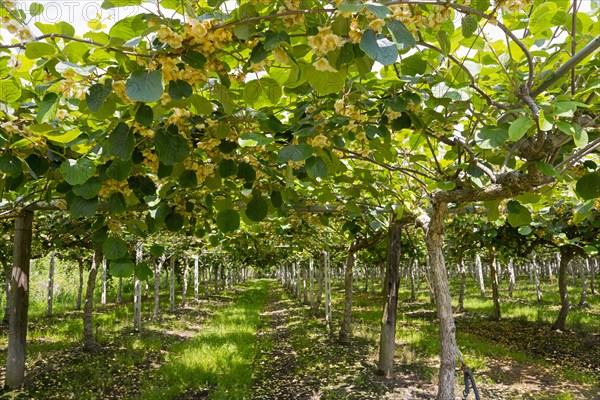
[245,196,268,222]
[181,51,207,69]
[165,212,184,231]
[168,80,193,100]
[216,209,240,233]
[476,125,509,149]
[0,153,23,177]
[461,15,478,38]
[65,192,98,218]
[86,82,113,113]
[306,66,347,95]
[60,158,96,185]
[73,177,102,199]
[359,29,398,66]
[155,127,190,165]
[109,192,127,214]
[237,162,256,182]
[106,159,132,181]
[134,261,153,280]
[25,42,55,59]
[576,173,600,200]
[507,200,532,227]
[219,159,238,178]
[306,156,328,179]
[278,144,313,163]
[0,79,21,103]
[106,122,134,161]
[125,70,164,103]
[508,117,534,141]
[386,20,415,51]
[103,237,129,260]
[109,258,135,277]
[238,132,274,147]
[135,104,153,126]
[36,93,59,123]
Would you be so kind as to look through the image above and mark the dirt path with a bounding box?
[251,285,600,400]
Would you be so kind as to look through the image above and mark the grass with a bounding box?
[0,279,271,400]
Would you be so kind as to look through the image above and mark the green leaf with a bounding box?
[109,259,135,278]
[60,158,96,185]
[538,109,553,131]
[168,80,193,100]
[507,200,532,227]
[25,42,55,59]
[216,209,240,233]
[271,191,283,208]
[165,212,184,231]
[461,15,478,38]
[306,66,347,95]
[576,173,600,200]
[306,156,328,179]
[508,117,534,141]
[106,159,132,181]
[179,169,198,188]
[238,132,274,147]
[73,177,102,199]
[436,30,451,55]
[150,245,164,257]
[338,0,364,13]
[0,153,23,177]
[365,2,390,18]
[246,196,268,222]
[278,144,313,163]
[219,159,237,178]
[476,124,509,149]
[87,82,112,113]
[401,54,426,76]
[518,226,532,235]
[109,192,127,214]
[181,51,207,69]
[126,70,164,103]
[386,20,415,51]
[437,181,456,191]
[484,200,500,221]
[103,237,129,260]
[66,192,98,218]
[359,29,398,66]
[237,162,256,182]
[106,122,134,161]
[25,154,49,178]
[0,79,21,103]
[535,161,559,178]
[155,127,190,165]
[191,95,213,115]
[36,93,59,123]
[134,261,153,280]
[135,104,153,126]
[30,2,44,16]
[35,21,75,36]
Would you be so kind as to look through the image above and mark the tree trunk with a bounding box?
[457,257,466,312]
[533,253,543,302]
[101,257,107,305]
[339,243,357,344]
[83,252,102,350]
[476,253,485,296]
[379,261,385,294]
[133,242,143,332]
[116,277,123,303]
[170,256,175,313]
[2,257,10,327]
[6,210,34,389]
[489,245,501,320]
[363,264,369,292]
[153,256,164,319]
[309,258,315,310]
[203,264,209,298]
[213,264,219,293]
[313,254,324,315]
[410,259,416,301]
[302,262,309,304]
[420,202,457,400]
[76,257,84,311]
[377,220,402,376]
[46,251,55,316]
[578,258,588,306]
[552,247,576,330]
[295,262,301,300]
[323,251,333,338]
[590,258,596,295]
[424,259,436,305]
[181,257,189,306]
[194,256,199,302]
[508,257,516,298]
